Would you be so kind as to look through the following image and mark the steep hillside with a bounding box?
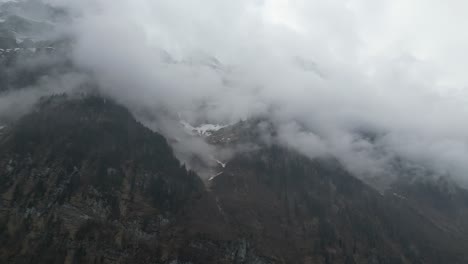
[1,95,468,263]
[0,95,220,263]
[206,120,468,263]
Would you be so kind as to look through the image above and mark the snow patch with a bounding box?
[214,159,227,168]
[181,120,227,136]
[194,124,227,136]
[209,171,223,181]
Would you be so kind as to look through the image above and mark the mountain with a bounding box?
[0,0,69,93]
[0,0,61,42]
[206,119,468,263]
[1,95,468,263]
[1,2,468,262]
[0,95,211,263]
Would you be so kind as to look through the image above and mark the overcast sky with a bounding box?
[6,0,468,184]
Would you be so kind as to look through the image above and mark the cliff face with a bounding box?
[1,95,468,264]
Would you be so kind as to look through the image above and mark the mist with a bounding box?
[2,0,468,185]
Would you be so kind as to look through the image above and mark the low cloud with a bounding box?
[3,0,468,186]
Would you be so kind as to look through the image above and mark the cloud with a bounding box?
[0,71,88,121]
[4,0,468,185]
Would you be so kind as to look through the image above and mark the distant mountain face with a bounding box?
[0,1,73,96]
[1,95,468,264]
[0,0,61,45]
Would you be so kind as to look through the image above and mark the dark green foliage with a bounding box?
[2,95,468,263]
[212,144,468,263]
[0,95,208,263]
[0,95,201,195]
